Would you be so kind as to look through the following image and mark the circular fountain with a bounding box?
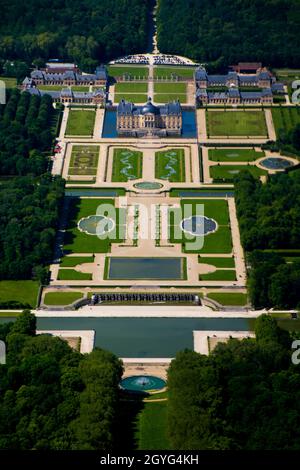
[134,182,163,190]
[181,215,218,236]
[259,157,295,170]
[120,375,166,392]
[78,215,115,236]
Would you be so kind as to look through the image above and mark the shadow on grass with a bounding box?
[114,390,147,451]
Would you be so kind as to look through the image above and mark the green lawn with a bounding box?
[207,292,248,305]
[154,93,186,103]
[0,281,39,308]
[65,110,96,136]
[155,148,185,182]
[208,148,265,162]
[0,76,17,89]
[68,145,99,176]
[114,94,147,103]
[60,256,95,267]
[271,107,300,137]
[57,270,92,281]
[199,256,235,268]
[43,291,84,305]
[210,164,267,181]
[112,148,143,182]
[207,110,268,137]
[200,270,236,281]
[63,198,123,254]
[154,67,196,79]
[108,66,149,78]
[169,199,232,254]
[154,82,186,93]
[115,82,148,93]
[134,402,170,450]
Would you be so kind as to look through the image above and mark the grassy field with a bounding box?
[207,110,268,137]
[60,256,95,267]
[0,281,39,307]
[115,82,148,93]
[199,256,235,268]
[0,76,17,89]
[154,93,186,103]
[57,270,92,281]
[155,148,185,182]
[108,66,149,78]
[112,148,143,182]
[65,110,96,136]
[207,292,248,305]
[169,199,232,254]
[68,145,99,176]
[134,402,170,450]
[39,85,90,92]
[154,82,186,93]
[63,198,123,253]
[200,270,236,281]
[43,291,84,305]
[210,164,267,181]
[271,107,300,137]
[114,94,147,103]
[154,67,196,79]
[208,148,265,162]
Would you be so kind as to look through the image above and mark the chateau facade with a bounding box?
[196,88,273,105]
[23,65,108,88]
[24,86,106,106]
[117,98,182,137]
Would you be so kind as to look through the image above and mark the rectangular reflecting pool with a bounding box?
[106,257,186,280]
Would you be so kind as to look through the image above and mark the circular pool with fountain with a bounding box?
[120,375,166,392]
[134,182,163,190]
[260,157,294,170]
[78,215,115,236]
[181,215,218,236]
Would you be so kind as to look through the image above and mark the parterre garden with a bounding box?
[68,145,99,176]
[155,148,185,182]
[111,148,143,182]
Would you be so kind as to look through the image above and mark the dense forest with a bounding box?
[0,311,123,450]
[0,175,65,282]
[157,0,300,67]
[0,0,151,71]
[0,90,57,176]
[167,315,300,449]
[235,170,300,308]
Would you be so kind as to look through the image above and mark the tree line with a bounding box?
[0,0,151,72]
[0,175,65,282]
[157,0,300,68]
[167,315,300,449]
[235,170,300,308]
[0,311,123,450]
[0,90,56,176]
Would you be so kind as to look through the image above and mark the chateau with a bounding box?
[25,86,106,105]
[117,98,182,137]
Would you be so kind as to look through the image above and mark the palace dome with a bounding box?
[141,98,159,115]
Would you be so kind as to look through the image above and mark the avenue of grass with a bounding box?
[112,148,143,182]
[65,109,96,136]
[207,292,248,306]
[63,198,123,254]
[0,280,39,308]
[39,85,90,92]
[199,256,235,268]
[208,148,265,162]
[114,82,148,93]
[68,145,99,176]
[114,94,148,104]
[154,93,186,103]
[200,270,236,281]
[108,66,149,78]
[169,199,232,254]
[60,255,95,267]
[0,76,17,89]
[155,148,185,182]
[134,401,170,450]
[154,82,186,94]
[210,164,267,181]
[43,291,84,305]
[206,110,267,137]
[271,107,300,137]
[154,67,196,79]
